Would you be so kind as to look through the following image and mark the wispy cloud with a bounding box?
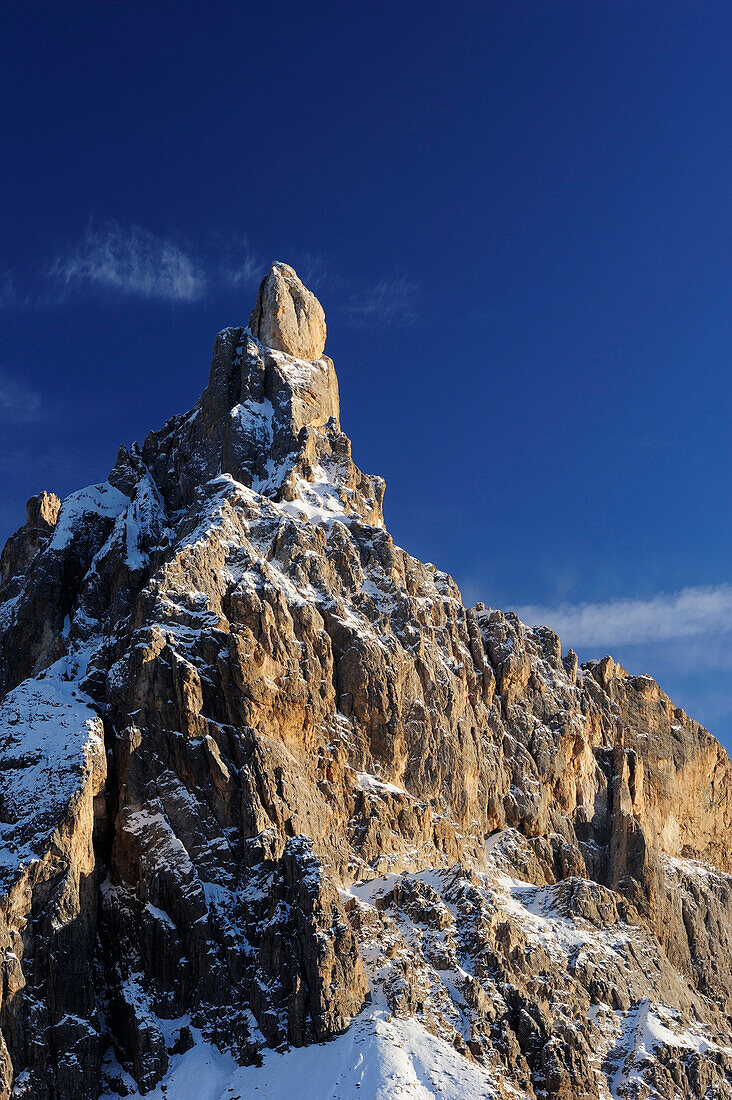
[49,222,206,302]
[219,244,332,297]
[516,584,732,648]
[37,226,419,327]
[0,371,43,422]
[290,251,336,295]
[219,236,263,291]
[225,254,262,290]
[347,276,420,325]
[219,245,418,328]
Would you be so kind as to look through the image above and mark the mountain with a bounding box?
[1,262,731,1100]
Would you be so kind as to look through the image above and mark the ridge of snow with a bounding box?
[49,482,128,551]
[120,470,171,569]
[99,1009,507,1100]
[278,464,349,524]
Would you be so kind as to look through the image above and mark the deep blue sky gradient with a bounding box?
[2,1,731,740]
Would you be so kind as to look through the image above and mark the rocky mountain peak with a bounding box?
[249,261,327,361]
[133,263,383,525]
[1,268,732,1098]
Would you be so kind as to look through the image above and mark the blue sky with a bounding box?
[2,1,731,743]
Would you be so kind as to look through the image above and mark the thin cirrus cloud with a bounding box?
[218,236,263,290]
[516,584,732,648]
[220,246,335,297]
[347,276,420,325]
[39,224,419,326]
[219,245,418,324]
[223,253,263,290]
[49,222,207,302]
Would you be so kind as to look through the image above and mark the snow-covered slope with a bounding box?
[0,654,105,889]
[100,1012,503,1100]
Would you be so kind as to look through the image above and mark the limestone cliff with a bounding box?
[0,263,731,1099]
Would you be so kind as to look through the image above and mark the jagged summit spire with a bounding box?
[126,264,384,524]
[249,261,327,361]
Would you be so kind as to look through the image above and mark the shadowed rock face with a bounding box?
[0,267,731,1098]
[249,261,327,361]
[0,491,60,590]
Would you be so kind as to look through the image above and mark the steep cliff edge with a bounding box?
[0,264,731,1099]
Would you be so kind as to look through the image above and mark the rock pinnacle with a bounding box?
[249,261,327,361]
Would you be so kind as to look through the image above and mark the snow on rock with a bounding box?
[0,658,106,889]
[278,463,349,524]
[605,1000,732,1098]
[231,396,274,455]
[0,594,20,634]
[115,468,171,570]
[267,346,333,391]
[357,771,408,797]
[3,264,732,1100]
[48,482,128,551]
[662,853,716,881]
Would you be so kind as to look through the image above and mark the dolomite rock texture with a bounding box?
[0,266,731,1098]
[249,261,327,360]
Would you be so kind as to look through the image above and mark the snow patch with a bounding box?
[99,1009,504,1100]
[357,771,408,798]
[0,662,105,888]
[49,483,128,551]
[231,396,274,455]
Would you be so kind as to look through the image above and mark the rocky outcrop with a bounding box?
[0,667,107,1100]
[0,492,59,590]
[254,835,368,1046]
[588,655,732,873]
[0,266,731,1098]
[249,261,327,361]
[346,831,732,1100]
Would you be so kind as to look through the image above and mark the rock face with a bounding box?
[0,491,59,590]
[0,267,731,1098]
[249,261,327,360]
